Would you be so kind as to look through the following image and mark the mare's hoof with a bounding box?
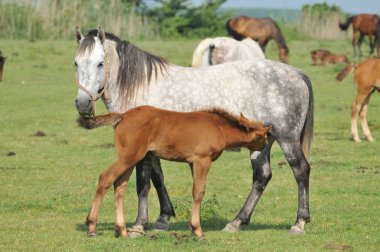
[127,225,146,238]
[153,221,169,231]
[289,225,306,235]
[222,221,240,233]
[87,232,97,237]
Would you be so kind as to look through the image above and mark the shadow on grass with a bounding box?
[75,218,290,235]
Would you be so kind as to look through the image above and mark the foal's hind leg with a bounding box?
[86,160,133,237]
[223,136,275,232]
[114,169,134,239]
[279,140,311,234]
[359,95,375,142]
[132,153,175,234]
[351,92,371,142]
[189,158,212,239]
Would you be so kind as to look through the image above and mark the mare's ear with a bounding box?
[75,26,83,44]
[97,27,105,44]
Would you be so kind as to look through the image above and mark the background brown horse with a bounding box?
[339,14,380,56]
[311,49,349,65]
[0,51,5,81]
[226,16,289,64]
[336,58,380,142]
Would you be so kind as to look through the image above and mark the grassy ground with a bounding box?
[0,38,379,251]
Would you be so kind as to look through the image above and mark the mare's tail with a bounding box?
[339,16,354,31]
[336,63,355,81]
[77,113,122,129]
[298,71,314,162]
[376,15,380,51]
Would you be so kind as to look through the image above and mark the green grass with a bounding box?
[0,38,379,251]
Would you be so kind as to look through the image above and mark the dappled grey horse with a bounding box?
[74,27,313,237]
[191,37,264,67]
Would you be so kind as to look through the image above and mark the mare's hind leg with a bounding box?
[279,140,311,234]
[131,153,175,234]
[223,136,275,232]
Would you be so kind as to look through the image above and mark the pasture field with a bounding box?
[0,38,379,251]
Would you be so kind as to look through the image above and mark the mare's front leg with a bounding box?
[86,159,131,237]
[189,158,212,239]
[131,152,175,235]
[223,136,274,232]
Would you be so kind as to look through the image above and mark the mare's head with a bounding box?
[0,51,6,81]
[74,27,108,116]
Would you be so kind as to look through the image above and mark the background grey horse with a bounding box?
[191,37,264,67]
[74,28,313,237]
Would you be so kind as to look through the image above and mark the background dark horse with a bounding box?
[0,51,5,81]
[339,14,380,56]
[226,16,289,64]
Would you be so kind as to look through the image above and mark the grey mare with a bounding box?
[74,28,313,236]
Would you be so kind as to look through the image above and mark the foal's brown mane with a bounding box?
[204,108,264,131]
[79,29,169,107]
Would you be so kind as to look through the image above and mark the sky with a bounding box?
[191,0,380,14]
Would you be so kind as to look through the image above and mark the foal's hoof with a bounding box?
[222,220,241,233]
[127,225,146,238]
[153,221,170,231]
[289,225,306,235]
[87,232,97,237]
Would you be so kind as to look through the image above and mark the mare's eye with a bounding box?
[98,62,104,68]
[74,61,78,68]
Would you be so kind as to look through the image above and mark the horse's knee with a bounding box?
[251,157,272,190]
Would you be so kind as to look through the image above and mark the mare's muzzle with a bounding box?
[75,96,93,116]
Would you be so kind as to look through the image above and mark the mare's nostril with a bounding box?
[88,100,91,105]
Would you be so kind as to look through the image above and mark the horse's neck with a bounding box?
[222,125,250,148]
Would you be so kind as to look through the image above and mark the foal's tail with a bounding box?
[339,16,354,31]
[298,71,314,162]
[77,113,122,129]
[336,63,355,81]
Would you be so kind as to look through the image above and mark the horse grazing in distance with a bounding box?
[310,49,349,66]
[339,14,380,56]
[0,51,6,81]
[191,37,264,67]
[226,16,289,64]
[336,58,380,142]
[74,27,313,236]
[78,105,271,239]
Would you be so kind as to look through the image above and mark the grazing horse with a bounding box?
[191,37,264,67]
[339,14,380,56]
[226,16,289,64]
[336,58,380,142]
[74,27,313,236]
[78,105,272,239]
[310,49,349,66]
[0,51,6,81]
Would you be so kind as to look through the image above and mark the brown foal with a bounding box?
[78,105,271,239]
[336,58,380,142]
